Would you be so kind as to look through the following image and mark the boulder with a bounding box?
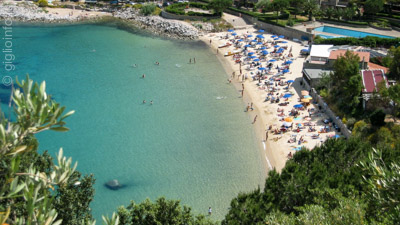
[105,179,121,190]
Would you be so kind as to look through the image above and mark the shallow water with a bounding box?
[0,22,266,220]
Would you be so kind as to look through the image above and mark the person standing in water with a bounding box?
[150,100,153,105]
[208,207,212,215]
[189,58,192,64]
[194,58,196,63]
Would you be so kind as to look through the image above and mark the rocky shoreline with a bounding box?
[0,2,201,39]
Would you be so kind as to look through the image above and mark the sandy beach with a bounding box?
[46,7,111,19]
[200,19,340,172]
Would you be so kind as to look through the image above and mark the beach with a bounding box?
[200,21,340,172]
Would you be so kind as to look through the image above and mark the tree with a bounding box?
[209,0,233,13]
[303,0,318,21]
[388,84,400,120]
[388,46,400,81]
[289,0,305,19]
[115,197,217,225]
[360,148,400,223]
[331,50,363,115]
[268,0,289,23]
[364,0,384,19]
[255,0,270,14]
[323,7,335,20]
[0,75,95,225]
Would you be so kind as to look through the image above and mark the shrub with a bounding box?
[152,7,161,15]
[140,3,156,16]
[369,109,386,127]
[133,4,142,9]
[286,18,294,26]
[37,0,48,7]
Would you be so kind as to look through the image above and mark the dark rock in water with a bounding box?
[105,179,121,190]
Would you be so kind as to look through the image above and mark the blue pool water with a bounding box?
[315,26,396,39]
[0,22,266,220]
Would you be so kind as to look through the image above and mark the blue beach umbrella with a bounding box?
[258,29,265,32]
[228,29,234,32]
[287,80,294,83]
[274,38,279,40]
[247,34,253,37]
[258,67,267,70]
[274,45,280,48]
[257,42,263,45]
[237,39,243,42]
[283,69,290,73]
[269,59,276,62]
[251,39,257,42]
[232,33,237,36]
[248,52,254,56]
[271,35,277,38]
[301,49,309,52]
[250,55,257,58]
[294,104,303,108]
[253,58,260,61]
[283,94,292,98]
[278,35,284,38]
[260,46,267,50]
[277,49,283,53]
[256,34,264,38]
[262,50,269,55]
[244,44,251,47]
[286,60,293,64]
[282,41,288,43]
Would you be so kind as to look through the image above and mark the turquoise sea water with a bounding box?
[0,22,266,220]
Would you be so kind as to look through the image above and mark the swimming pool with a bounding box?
[314,26,396,39]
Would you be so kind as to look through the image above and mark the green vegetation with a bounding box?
[209,0,232,14]
[314,36,400,48]
[116,197,217,224]
[140,4,157,16]
[165,2,221,17]
[37,0,48,7]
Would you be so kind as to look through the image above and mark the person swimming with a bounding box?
[142,74,145,78]
[143,100,146,104]
[132,64,137,68]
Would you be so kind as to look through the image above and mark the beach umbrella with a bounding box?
[262,50,269,55]
[274,45,280,48]
[248,52,254,56]
[287,79,294,83]
[256,34,264,38]
[281,41,288,43]
[228,29,234,32]
[244,44,251,47]
[258,29,265,32]
[286,60,293,64]
[283,94,292,98]
[232,33,237,36]
[258,67,267,70]
[285,117,293,122]
[278,35,284,38]
[269,59,276,62]
[301,98,310,103]
[301,48,309,52]
[283,122,292,127]
[260,46,267,50]
[283,69,290,73]
[304,95,312,99]
[274,38,279,40]
[271,35,277,38]
[294,104,303,108]
[237,39,243,42]
[250,55,257,58]
[247,35,253,37]
[257,42,263,45]
[251,39,257,42]
[253,58,260,61]
[301,90,309,95]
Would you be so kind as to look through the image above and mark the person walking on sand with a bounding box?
[250,102,254,111]
[241,89,244,97]
[208,207,212,215]
[252,115,258,124]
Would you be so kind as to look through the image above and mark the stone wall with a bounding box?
[161,11,220,21]
[303,79,352,138]
[224,9,313,41]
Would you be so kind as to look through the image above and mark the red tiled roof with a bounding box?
[329,50,370,62]
[361,69,388,93]
[368,62,389,74]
